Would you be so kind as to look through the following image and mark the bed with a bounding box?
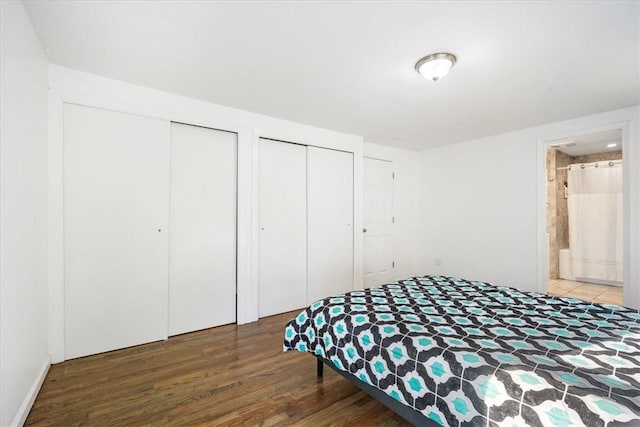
[283,275,640,426]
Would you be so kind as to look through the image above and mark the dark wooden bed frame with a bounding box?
[315,356,440,427]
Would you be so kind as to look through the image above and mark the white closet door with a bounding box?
[169,123,237,336]
[258,139,307,317]
[307,147,354,303]
[64,104,170,359]
[363,157,394,287]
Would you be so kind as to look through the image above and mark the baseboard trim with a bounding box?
[10,356,50,427]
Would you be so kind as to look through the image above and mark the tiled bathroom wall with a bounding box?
[546,149,623,279]
[546,149,558,279]
[572,151,622,164]
[555,151,573,252]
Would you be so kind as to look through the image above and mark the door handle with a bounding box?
[363,228,367,233]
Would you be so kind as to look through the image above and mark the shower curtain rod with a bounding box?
[557,160,622,170]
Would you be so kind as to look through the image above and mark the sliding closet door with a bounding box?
[307,147,354,303]
[64,104,170,359]
[258,139,307,317]
[169,123,237,336]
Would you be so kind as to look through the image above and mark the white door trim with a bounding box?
[536,121,633,306]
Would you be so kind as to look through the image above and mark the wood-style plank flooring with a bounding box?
[29,281,624,426]
[26,311,410,426]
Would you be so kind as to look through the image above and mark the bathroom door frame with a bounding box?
[536,121,632,304]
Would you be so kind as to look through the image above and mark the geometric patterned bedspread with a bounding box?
[283,276,640,426]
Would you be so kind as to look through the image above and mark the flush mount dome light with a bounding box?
[415,52,457,81]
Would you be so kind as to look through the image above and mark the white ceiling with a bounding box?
[23,1,640,150]
[551,129,622,156]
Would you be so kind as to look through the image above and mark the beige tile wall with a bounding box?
[546,149,558,278]
[555,151,572,251]
[572,151,622,164]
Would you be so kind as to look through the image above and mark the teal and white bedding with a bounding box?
[283,275,640,426]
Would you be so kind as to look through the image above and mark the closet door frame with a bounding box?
[48,92,253,363]
[250,131,364,319]
[48,89,364,363]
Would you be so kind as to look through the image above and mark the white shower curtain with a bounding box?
[567,163,623,283]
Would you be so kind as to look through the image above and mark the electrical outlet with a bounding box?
[434,258,442,266]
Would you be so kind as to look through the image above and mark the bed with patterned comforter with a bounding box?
[283,275,640,426]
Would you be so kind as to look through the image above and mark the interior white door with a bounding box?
[363,157,394,287]
[64,104,170,359]
[258,139,307,317]
[307,147,354,303]
[169,123,237,336]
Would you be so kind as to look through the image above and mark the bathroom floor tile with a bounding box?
[593,296,623,305]
[547,279,623,307]
[549,280,581,292]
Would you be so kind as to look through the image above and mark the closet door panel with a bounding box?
[363,158,394,287]
[169,123,237,336]
[258,139,307,317]
[307,147,354,303]
[64,104,170,359]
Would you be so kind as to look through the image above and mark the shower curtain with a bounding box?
[567,163,623,283]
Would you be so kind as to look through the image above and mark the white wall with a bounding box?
[364,143,425,281]
[420,106,640,309]
[3,3,637,419]
[47,65,364,362]
[0,2,51,425]
[420,129,538,286]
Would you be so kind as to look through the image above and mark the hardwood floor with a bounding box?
[29,282,625,426]
[548,279,623,305]
[26,311,410,426]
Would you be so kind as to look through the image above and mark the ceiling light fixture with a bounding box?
[415,52,457,81]
[607,143,618,148]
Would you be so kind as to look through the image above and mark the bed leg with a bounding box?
[317,358,324,377]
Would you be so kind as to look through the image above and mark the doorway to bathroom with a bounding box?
[544,129,623,305]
